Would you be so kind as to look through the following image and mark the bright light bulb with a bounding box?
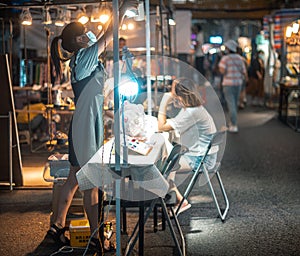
[55,9,65,27]
[20,8,32,26]
[91,7,101,23]
[42,8,52,25]
[97,24,103,31]
[244,46,250,53]
[99,14,109,24]
[292,22,299,33]
[286,26,293,38]
[119,75,139,97]
[127,23,134,30]
[168,18,176,26]
[77,8,89,25]
[78,15,89,24]
[22,20,32,26]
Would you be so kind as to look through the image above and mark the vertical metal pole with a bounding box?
[23,26,27,85]
[112,0,121,255]
[23,26,33,149]
[8,112,13,191]
[159,0,166,92]
[154,6,160,111]
[167,13,172,56]
[174,21,177,57]
[9,19,13,78]
[1,18,5,54]
[113,0,120,171]
[159,0,164,58]
[145,0,152,116]
[45,27,53,144]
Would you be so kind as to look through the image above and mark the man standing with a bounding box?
[194,24,205,76]
[218,40,248,133]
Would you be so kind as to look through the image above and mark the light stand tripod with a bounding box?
[31,27,56,152]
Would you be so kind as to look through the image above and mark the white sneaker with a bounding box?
[228,125,238,133]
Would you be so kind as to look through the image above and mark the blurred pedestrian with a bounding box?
[218,40,248,133]
[237,46,249,109]
[266,51,281,108]
[246,50,265,106]
[194,24,205,76]
[211,50,226,107]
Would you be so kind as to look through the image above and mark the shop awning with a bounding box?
[264,8,300,50]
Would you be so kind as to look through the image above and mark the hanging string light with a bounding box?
[65,10,71,24]
[77,7,89,24]
[55,8,65,27]
[99,5,111,24]
[292,21,299,34]
[168,11,176,26]
[42,7,52,25]
[20,8,32,26]
[91,6,101,23]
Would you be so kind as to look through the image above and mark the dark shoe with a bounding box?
[47,224,70,246]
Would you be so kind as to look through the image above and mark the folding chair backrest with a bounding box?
[193,130,226,174]
[211,130,226,148]
[161,144,188,177]
[176,130,229,220]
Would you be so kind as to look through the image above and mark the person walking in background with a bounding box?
[119,36,127,51]
[267,51,281,108]
[218,40,248,133]
[246,50,265,106]
[237,46,249,109]
[48,1,138,254]
[211,50,226,107]
[194,24,205,76]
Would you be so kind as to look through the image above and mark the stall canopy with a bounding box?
[264,8,300,50]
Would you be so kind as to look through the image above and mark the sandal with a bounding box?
[47,224,70,246]
[169,200,191,217]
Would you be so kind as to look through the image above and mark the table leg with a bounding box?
[139,201,144,256]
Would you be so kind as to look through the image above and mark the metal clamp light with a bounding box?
[20,8,32,26]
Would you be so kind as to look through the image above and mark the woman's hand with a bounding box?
[157,92,174,132]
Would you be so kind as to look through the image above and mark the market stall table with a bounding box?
[278,83,300,132]
[76,132,171,255]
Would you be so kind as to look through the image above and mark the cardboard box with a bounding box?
[69,219,90,247]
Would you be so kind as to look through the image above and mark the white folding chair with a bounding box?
[176,131,229,222]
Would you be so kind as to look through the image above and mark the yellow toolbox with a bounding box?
[69,219,90,247]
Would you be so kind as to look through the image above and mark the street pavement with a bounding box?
[0,106,300,256]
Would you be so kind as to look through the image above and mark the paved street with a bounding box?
[0,106,299,256]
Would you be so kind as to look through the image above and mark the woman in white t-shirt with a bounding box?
[158,77,217,214]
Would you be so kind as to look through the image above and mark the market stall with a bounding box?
[263,9,300,131]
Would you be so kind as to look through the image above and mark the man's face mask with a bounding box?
[86,31,97,46]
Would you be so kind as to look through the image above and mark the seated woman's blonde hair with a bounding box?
[173,77,204,107]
